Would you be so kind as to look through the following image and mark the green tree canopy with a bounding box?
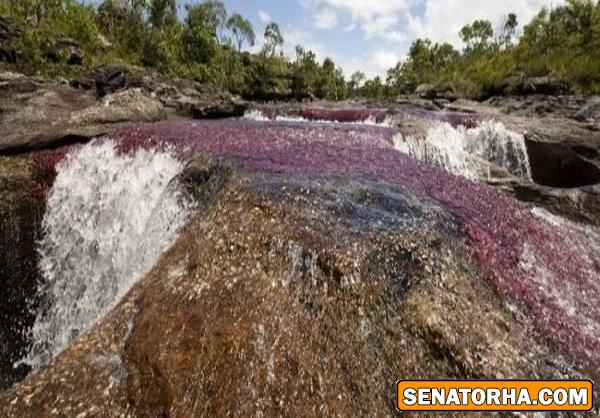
[226,13,255,52]
[460,19,494,51]
[185,0,227,43]
[263,22,283,57]
[149,0,176,29]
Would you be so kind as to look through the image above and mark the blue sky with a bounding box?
[92,0,566,78]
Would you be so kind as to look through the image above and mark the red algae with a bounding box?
[256,106,390,123]
[37,119,600,366]
[251,104,487,128]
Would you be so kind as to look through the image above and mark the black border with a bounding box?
[395,379,596,413]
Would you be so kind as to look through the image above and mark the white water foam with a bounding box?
[19,140,193,369]
[394,120,531,181]
[243,109,388,126]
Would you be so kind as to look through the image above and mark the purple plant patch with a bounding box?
[35,119,600,367]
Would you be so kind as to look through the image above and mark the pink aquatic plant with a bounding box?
[35,119,600,367]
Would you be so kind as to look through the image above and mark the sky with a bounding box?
[99,0,567,78]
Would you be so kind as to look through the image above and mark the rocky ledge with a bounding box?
[0,69,247,155]
[0,153,597,416]
[1,73,600,416]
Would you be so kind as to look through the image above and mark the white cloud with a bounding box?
[258,10,271,24]
[405,0,566,47]
[301,0,567,77]
[371,51,401,76]
[310,0,410,39]
[314,8,339,29]
[279,28,371,78]
[362,15,399,38]
[312,0,410,21]
[308,0,566,45]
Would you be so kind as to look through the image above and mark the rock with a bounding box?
[0,110,599,414]
[191,100,250,119]
[45,37,83,66]
[0,73,170,154]
[151,79,248,119]
[484,94,587,119]
[0,16,22,41]
[0,16,21,63]
[415,83,458,101]
[0,155,43,389]
[506,75,571,96]
[77,65,248,120]
[192,102,247,119]
[0,71,252,154]
[575,97,600,122]
[0,122,598,413]
[95,66,129,97]
[525,133,600,188]
[70,88,167,126]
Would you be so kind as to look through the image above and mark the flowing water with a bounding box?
[19,141,193,369]
[246,107,531,181]
[393,120,531,180]
[10,109,599,377]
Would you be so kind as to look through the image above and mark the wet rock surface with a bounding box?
[436,96,600,224]
[576,97,600,123]
[0,117,598,416]
[0,71,247,155]
[1,75,600,415]
[0,156,44,389]
[0,165,595,416]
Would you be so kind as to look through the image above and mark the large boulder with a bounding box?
[44,37,83,66]
[0,71,249,155]
[524,133,600,188]
[575,96,600,122]
[415,83,458,102]
[0,72,169,154]
[70,66,249,118]
[504,75,571,96]
[0,142,596,415]
[153,78,248,118]
[0,16,21,63]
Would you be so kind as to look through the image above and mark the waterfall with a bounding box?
[18,140,193,370]
[394,120,531,181]
[243,109,388,126]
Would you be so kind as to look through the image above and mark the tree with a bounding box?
[291,45,320,99]
[386,39,459,94]
[96,0,149,61]
[226,13,255,52]
[349,71,365,94]
[499,13,518,48]
[149,0,176,29]
[186,0,227,43]
[263,22,283,57]
[362,76,385,99]
[183,2,219,64]
[460,19,494,51]
[316,57,347,100]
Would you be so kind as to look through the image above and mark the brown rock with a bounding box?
[0,73,171,155]
[0,168,592,416]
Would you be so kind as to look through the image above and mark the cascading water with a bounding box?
[243,109,387,126]
[393,120,531,181]
[19,140,193,369]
